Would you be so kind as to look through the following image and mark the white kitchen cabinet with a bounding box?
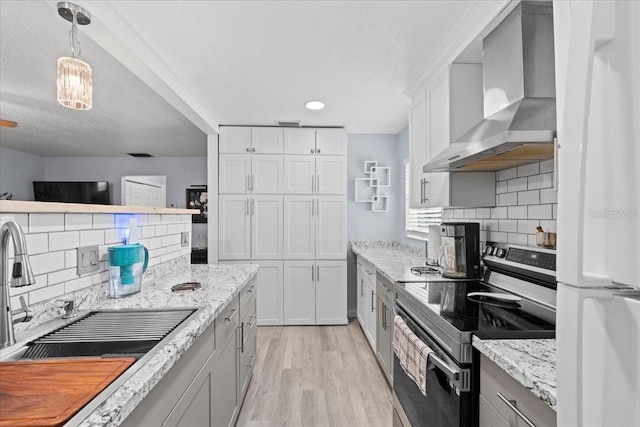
[315,261,347,324]
[219,126,283,154]
[283,261,316,325]
[283,155,346,195]
[219,154,283,194]
[283,196,315,259]
[218,195,251,260]
[315,196,347,259]
[255,261,283,326]
[409,64,495,208]
[283,128,347,155]
[284,260,347,325]
[356,257,376,350]
[219,195,283,260]
[283,195,346,260]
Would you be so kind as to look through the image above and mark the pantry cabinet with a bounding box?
[409,63,495,208]
[219,154,284,194]
[284,128,347,155]
[219,126,284,154]
[255,261,283,326]
[283,155,347,194]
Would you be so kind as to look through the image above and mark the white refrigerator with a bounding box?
[554,1,640,426]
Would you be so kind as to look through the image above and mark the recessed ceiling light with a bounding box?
[305,101,325,111]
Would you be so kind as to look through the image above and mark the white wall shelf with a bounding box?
[354,161,391,212]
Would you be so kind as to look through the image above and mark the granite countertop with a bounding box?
[350,241,426,283]
[473,337,557,410]
[75,263,259,427]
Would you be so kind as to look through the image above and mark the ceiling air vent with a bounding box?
[127,153,154,158]
[276,120,301,127]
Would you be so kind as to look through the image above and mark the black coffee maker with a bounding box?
[440,222,481,279]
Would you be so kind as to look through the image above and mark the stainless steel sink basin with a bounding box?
[0,307,203,426]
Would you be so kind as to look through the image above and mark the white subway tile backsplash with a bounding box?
[486,231,508,243]
[508,233,529,245]
[508,206,528,219]
[30,214,64,233]
[498,167,518,182]
[528,205,553,219]
[49,231,80,252]
[48,268,79,286]
[491,207,508,219]
[80,230,104,246]
[148,237,162,249]
[115,214,135,229]
[65,276,94,293]
[518,190,540,205]
[528,235,538,246]
[507,177,528,193]
[168,224,185,234]
[162,215,175,224]
[498,193,518,206]
[443,209,454,219]
[25,233,48,254]
[539,159,554,173]
[528,173,553,190]
[162,235,181,247]
[496,181,508,194]
[30,252,65,276]
[156,225,168,236]
[141,226,156,238]
[104,228,124,245]
[476,208,491,219]
[0,213,29,229]
[93,271,109,285]
[65,250,77,268]
[539,220,557,232]
[453,209,465,219]
[65,214,92,231]
[93,214,115,229]
[133,214,149,226]
[517,163,540,177]
[499,220,518,233]
[518,220,540,234]
[540,188,558,204]
[484,219,499,231]
[30,283,65,304]
[148,214,162,225]
[464,209,477,219]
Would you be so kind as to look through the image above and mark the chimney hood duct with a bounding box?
[424,1,556,173]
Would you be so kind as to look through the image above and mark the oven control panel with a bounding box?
[483,244,556,273]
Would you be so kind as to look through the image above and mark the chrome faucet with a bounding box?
[1,221,36,349]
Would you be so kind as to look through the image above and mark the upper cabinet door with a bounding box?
[284,128,316,155]
[251,127,284,154]
[219,154,251,194]
[316,129,347,155]
[425,69,450,208]
[409,89,428,208]
[316,157,347,195]
[283,155,315,194]
[218,195,251,260]
[283,196,315,259]
[251,155,283,194]
[219,127,252,154]
[251,195,284,259]
[315,196,347,259]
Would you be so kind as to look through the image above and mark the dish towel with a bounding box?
[393,315,433,396]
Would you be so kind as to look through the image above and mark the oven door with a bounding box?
[393,302,474,427]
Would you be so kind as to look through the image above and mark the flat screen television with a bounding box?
[33,181,111,205]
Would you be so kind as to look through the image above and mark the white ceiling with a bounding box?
[0,0,505,157]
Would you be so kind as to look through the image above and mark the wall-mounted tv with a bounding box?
[33,181,111,205]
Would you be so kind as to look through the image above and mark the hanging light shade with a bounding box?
[56,2,93,110]
[57,56,92,110]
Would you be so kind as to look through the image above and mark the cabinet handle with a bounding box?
[252,147,256,152]
[316,175,320,193]
[238,323,244,352]
[246,199,249,215]
[312,264,315,282]
[311,198,315,215]
[251,175,255,192]
[246,147,251,152]
[225,306,239,321]
[316,199,320,216]
[247,354,256,368]
[311,148,315,154]
[317,148,321,154]
[247,284,255,293]
[371,290,375,312]
[249,314,257,327]
[312,175,315,194]
[496,392,536,427]
[419,179,424,204]
[316,265,320,282]
[251,198,255,215]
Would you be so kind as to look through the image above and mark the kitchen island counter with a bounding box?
[473,337,557,410]
[74,263,258,427]
[350,241,426,283]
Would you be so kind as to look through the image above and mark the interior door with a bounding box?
[284,128,316,155]
[219,154,250,194]
[316,157,347,195]
[251,127,284,154]
[255,261,284,326]
[251,195,283,259]
[283,196,315,259]
[251,155,283,194]
[218,195,251,260]
[283,261,315,325]
[315,196,346,259]
[283,155,315,194]
[315,261,347,325]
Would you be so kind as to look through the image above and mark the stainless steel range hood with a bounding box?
[425,1,556,173]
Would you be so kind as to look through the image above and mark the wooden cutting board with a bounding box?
[0,357,135,427]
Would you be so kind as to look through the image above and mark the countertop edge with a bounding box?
[0,200,197,215]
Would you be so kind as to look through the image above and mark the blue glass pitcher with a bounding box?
[107,243,149,298]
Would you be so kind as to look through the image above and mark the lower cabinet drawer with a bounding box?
[216,295,240,347]
[242,299,257,347]
[240,277,257,319]
[479,394,510,427]
[238,326,257,404]
[480,354,556,427]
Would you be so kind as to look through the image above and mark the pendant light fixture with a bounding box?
[56,2,92,110]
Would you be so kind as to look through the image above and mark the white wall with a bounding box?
[0,146,45,200]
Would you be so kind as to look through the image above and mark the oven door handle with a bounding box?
[427,353,459,382]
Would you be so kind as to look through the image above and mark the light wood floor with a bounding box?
[236,319,393,427]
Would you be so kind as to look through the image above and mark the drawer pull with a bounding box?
[248,315,257,327]
[247,285,255,294]
[225,306,239,321]
[497,392,536,427]
[247,354,256,368]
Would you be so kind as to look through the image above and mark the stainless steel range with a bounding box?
[392,244,557,427]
